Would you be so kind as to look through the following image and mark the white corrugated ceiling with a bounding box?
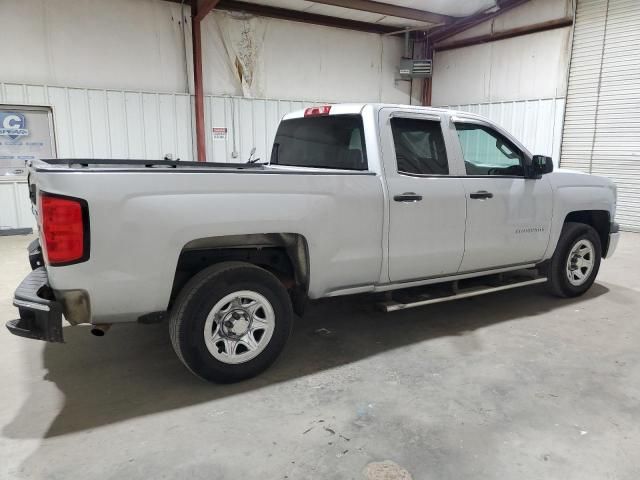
[238,0,498,29]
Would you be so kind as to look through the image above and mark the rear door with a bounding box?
[379,108,466,283]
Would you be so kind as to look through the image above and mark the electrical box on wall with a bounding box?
[398,59,433,79]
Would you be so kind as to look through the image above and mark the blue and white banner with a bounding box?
[0,106,54,178]
[0,112,29,140]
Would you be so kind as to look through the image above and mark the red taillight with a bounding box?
[304,105,331,117]
[40,193,89,266]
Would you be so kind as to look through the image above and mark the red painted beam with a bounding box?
[434,17,573,51]
[192,16,206,162]
[310,0,455,25]
[430,0,530,44]
[194,0,221,23]
[192,0,220,162]
[421,38,433,106]
[216,0,398,34]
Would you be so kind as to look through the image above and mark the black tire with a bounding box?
[169,261,293,383]
[546,222,602,298]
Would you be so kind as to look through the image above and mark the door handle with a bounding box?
[394,192,423,202]
[469,190,493,200]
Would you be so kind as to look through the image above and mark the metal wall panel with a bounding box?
[0,83,194,162]
[443,98,566,163]
[0,182,36,231]
[0,82,323,228]
[203,97,321,164]
[591,0,640,231]
[561,0,640,231]
[0,82,322,164]
[560,0,607,173]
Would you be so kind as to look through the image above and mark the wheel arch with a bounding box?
[169,233,310,315]
[563,210,610,255]
[543,208,612,262]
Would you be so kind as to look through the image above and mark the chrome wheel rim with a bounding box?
[566,239,595,286]
[203,290,275,364]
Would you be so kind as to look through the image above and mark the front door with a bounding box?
[380,109,467,283]
[453,121,553,271]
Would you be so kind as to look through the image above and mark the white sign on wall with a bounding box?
[212,127,228,140]
[0,105,56,178]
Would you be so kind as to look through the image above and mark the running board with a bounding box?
[378,277,548,312]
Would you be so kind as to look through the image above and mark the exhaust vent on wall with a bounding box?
[398,58,433,79]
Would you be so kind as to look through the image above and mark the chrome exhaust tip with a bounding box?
[90,324,111,337]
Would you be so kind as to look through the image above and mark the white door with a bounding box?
[380,109,467,282]
[453,121,553,271]
[561,0,640,231]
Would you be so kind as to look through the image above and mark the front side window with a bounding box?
[270,115,367,170]
[455,123,524,176]
[390,117,449,175]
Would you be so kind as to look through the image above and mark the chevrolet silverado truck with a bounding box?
[7,103,620,383]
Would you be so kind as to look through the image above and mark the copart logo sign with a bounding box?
[0,112,29,140]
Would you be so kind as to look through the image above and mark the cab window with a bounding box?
[455,123,524,176]
[270,115,367,170]
[390,117,449,175]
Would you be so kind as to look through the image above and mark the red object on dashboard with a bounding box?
[40,192,89,266]
[304,105,332,117]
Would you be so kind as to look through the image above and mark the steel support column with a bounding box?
[192,0,220,162]
[192,17,206,162]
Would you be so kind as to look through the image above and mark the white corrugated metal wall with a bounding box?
[205,96,323,165]
[0,83,323,163]
[443,98,566,163]
[0,182,35,231]
[561,0,640,231]
[0,82,324,229]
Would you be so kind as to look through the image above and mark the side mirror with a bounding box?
[531,155,553,176]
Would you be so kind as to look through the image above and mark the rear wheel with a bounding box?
[170,262,293,383]
[546,222,602,298]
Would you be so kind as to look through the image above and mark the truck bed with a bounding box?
[28,157,384,323]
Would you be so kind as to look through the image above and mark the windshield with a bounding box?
[270,115,367,170]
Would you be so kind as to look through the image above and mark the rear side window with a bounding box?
[390,117,449,175]
[270,115,367,170]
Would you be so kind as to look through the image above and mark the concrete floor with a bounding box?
[1,234,639,480]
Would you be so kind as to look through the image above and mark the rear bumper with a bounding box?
[605,222,620,259]
[5,243,64,343]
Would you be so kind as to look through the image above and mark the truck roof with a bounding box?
[282,103,467,120]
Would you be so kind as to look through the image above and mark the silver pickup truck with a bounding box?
[7,103,619,383]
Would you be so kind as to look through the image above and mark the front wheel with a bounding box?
[169,262,293,383]
[546,222,602,298]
